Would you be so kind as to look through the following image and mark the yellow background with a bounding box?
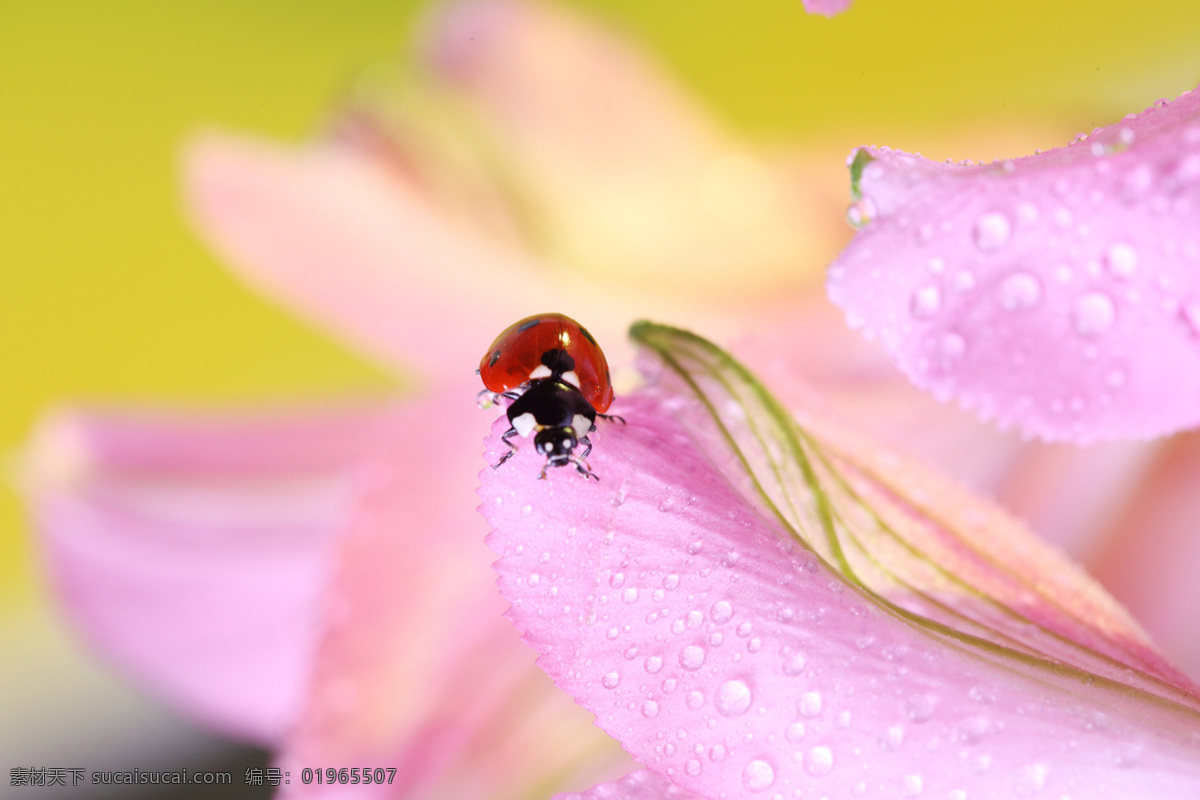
[3,0,1199,775]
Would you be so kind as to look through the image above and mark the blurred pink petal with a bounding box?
[483,324,1200,798]
[279,382,634,798]
[26,402,398,743]
[420,0,847,296]
[800,0,852,16]
[827,87,1200,443]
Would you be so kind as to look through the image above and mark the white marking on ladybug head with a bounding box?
[511,412,537,438]
[529,364,553,380]
[562,370,580,389]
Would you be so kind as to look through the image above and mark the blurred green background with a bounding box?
[3,0,1199,793]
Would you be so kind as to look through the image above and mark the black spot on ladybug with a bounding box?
[489,349,502,368]
[579,325,598,346]
[541,348,576,375]
[517,318,541,332]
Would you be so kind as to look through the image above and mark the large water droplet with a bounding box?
[711,600,734,624]
[998,272,1042,311]
[742,759,776,792]
[641,700,660,719]
[622,587,639,604]
[782,652,806,676]
[680,645,707,670]
[644,656,663,674]
[715,679,753,716]
[1106,242,1138,278]
[1073,292,1116,336]
[974,212,1011,251]
[685,759,702,777]
[910,284,942,319]
[804,746,834,776]
[602,671,620,689]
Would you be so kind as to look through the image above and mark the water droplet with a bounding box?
[687,540,703,555]
[685,759,702,777]
[928,256,946,274]
[1013,764,1047,797]
[680,645,707,670]
[602,671,620,689]
[663,574,680,590]
[609,572,625,588]
[804,746,834,777]
[1073,292,1116,336]
[785,721,806,741]
[782,652,806,676]
[687,610,704,628]
[837,710,852,728]
[736,621,753,637]
[710,600,734,624]
[1106,242,1138,278]
[606,626,620,640]
[622,588,639,604]
[910,284,942,319]
[645,656,663,674]
[520,504,533,517]
[905,693,936,723]
[952,270,977,293]
[747,637,762,653]
[743,759,776,792]
[710,744,727,762]
[974,212,1011,251]
[879,725,905,751]
[715,680,753,716]
[641,700,660,718]
[799,692,823,718]
[940,332,966,359]
[998,272,1042,311]
[662,678,678,694]
[686,690,705,710]
[903,774,924,796]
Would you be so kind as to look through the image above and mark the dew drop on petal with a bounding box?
[903,774,924,796]
[622,588,639,604]
[782,652,806,676]
[804,746,834,777]
[998,272,1042,311]
[1073,292,1116,336]
[799,691,823,717]
[974,211,1011,251]
[710,600,734,623]
[1013,764,1048,797]
[1106,242,1138,278]
[742,759,776,792]
[785,721,806,742]
[910,284,942,319]
[602,671,620,689]
[685,759,702,777]
[715,680,753,716]
[645,656,663,674]
[686,690,705,710]
[641,700,660,719]
[710,744,727,762]
[680,645,706,670]
[940,332,966,360]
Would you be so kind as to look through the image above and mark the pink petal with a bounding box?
[279,383,635,797]
[827,87,1200,443]
[482,324,1200,798]
[25,402,397,744]
[554,770,707,800]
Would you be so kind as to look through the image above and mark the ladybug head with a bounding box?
[534,425,578,465]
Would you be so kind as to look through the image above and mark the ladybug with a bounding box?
[478,313,623,480]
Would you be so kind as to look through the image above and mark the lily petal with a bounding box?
[554,769,708,800]
[827,87,1200,443]
[25,402,396,743]
[483,324,1200,798]
[279,383,635,798]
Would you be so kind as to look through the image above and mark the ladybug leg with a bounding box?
[578,435,593,461]
[570,454,599,481]
[597,412,626,425]
[492,427,520,469]
[477,388,500,409]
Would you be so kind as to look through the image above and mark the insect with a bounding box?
[478,313,623,480]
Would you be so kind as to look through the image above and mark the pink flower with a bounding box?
[23,0,1200,796]
[484,323,1200,798]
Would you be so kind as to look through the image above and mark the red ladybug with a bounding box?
[478,313,623,480]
